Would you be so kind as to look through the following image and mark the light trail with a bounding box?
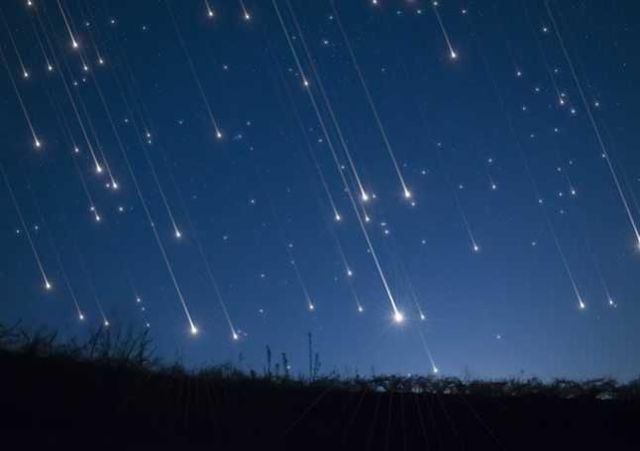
[287,246,316,312]
[0,44,40,148]
[331,0,412,200]
[75,247,110,327]
[418,328,439,374]
[165,0,224,139]
[407,272,426,321]
[72,2,104,71]
[585,233,615,308]
[28,12,54,72]
[385,232,430,321]
[111,74,183,239]
[239,0,251,21]
[269,45,343,222]
[431,1,458,60]
[204,0,215,18]
[45,89,103,223]
[106,49,187,239]
[49,6,112,181]
[32,1,64,74]
[84,22,105,67]
[322,210,364,312]
[0,162,51,291]
[469,16,545,207]
[468,12,586,309]
[267,35,365,314]
[287,0,371,203]
[60,263,85,321]
[69,74,119,188]
[39,10,104,173]
[600,120,640,224]
[436,145,480,253]
[86,58,199,334]
[543,211,586,310]
[159,137,240,341]
[267,194,317,312]
[272,0,403,319]
[0,8,30,79]
[24,174,85,320]
[545,1,640,249]
[55,0,79,49]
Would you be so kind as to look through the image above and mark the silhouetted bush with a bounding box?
[1,323,639,450]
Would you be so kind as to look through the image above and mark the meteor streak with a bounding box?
[545,212,586,310]
[545,1,640,249]
[431,1,458,60]
[273,0,404,319]
[166,0,224,140]
[331,0,412,200]
[170,161,240,342]
[1,163,51,291]
[204,0,215,18]
[239,0,251,21]
[418,328,439,374]
[286,0,370,204]
[0,44,40,149]
[0,9,31,80]
[55,0,79,49]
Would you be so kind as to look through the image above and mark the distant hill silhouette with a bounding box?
[1,323,639,450]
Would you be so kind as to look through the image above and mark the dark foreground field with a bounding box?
[1,327,638,450]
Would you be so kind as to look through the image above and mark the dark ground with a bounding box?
[1,330,639,450]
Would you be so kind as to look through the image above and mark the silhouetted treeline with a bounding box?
[1,324,638,450]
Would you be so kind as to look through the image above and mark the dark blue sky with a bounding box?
[1,0,639,380]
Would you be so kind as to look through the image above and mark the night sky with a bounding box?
[1,0,639,381]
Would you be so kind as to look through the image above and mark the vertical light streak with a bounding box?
[287,0,370,203]
[267,37,364,313]
[239,0,251,20]
[0,45,40,148]
[111,76,183,239]
[24,176,85,320]
[69,75,119,188]
[287,246,316,311]
[55,0,79,49]
[28,14,53,72]
[436,146,480,253]
[270,47,342,222]
[544,212,586,310]
[39,11,103,173]
[106,51,187,238]
[165,0,224,139]
[159,138,240,341]
[267,195,317,312]
[418,328,439,374]
[471,17,586,309]
[331,0,412,199]
[272,0,402,318]
[204,0,215,18]
[326,224,364,312]
[0,163,51,290]
[431,1,458,59]
[84,55,198,334]
[546,1,640,249]
[45,89,102,223]
[75,247,110,326]
[0,9,30,78]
